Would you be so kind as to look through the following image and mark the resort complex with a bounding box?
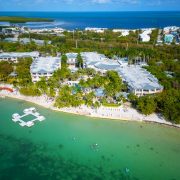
[0,23,179,126]
[0,4,180,180]
[0,50,163,96]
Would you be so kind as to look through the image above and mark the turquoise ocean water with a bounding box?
[0,98,180,180]
[0,11,180,29]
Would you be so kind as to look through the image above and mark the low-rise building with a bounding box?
[139,29,152,42]
[30,27,65,34]
[4,38,51,46]
[81,52,107,69]
[139,33,150,42]
[113,29,130,36]
[30,56,61,82]
[85,27,107,33]
[117,66,163,96]
[66,53,78,70]
[2,27,20,35]
[94,59,120,73]
[163,26,179,34]
[4,37,19,43]
[0,51,39,63]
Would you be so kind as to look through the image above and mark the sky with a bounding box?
[0,0,180,11]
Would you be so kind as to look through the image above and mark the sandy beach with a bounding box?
[0,84,179,128]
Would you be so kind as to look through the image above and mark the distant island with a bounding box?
[0,16,53,23]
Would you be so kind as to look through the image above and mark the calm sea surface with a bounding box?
[0,98,180,180]
[0,11,180,29]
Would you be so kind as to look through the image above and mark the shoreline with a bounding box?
[1,90,180,129]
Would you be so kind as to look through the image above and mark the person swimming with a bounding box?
[90,143,99,151]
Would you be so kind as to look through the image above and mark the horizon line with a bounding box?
[1,10,180,12]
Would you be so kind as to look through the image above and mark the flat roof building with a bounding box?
[30,56,61,82]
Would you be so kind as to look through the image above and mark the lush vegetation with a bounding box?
[0,16,53,23]
[55,85,83,108]
[0,29,180,123]
[0,61,13,81]
[19,86,41,96]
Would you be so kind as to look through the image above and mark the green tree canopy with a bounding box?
[104,71,122,97]
[137,96,157,115]
[0,61,13,81]
[77,53,83,68]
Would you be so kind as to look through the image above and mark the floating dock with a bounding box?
[12,107,45,127]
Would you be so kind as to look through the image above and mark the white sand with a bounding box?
[0,84,179,128]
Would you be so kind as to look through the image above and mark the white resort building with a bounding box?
[117,66,163,96]
[85,27,107,33]
[81,52,108,69]
[0,51,39,63]
[139,29,152,42]
[66,53,78,70]
[112,29,130,36]
[4,38,51,46]
[30,56,61,82]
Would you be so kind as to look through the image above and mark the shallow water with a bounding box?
[0,98,180,180]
